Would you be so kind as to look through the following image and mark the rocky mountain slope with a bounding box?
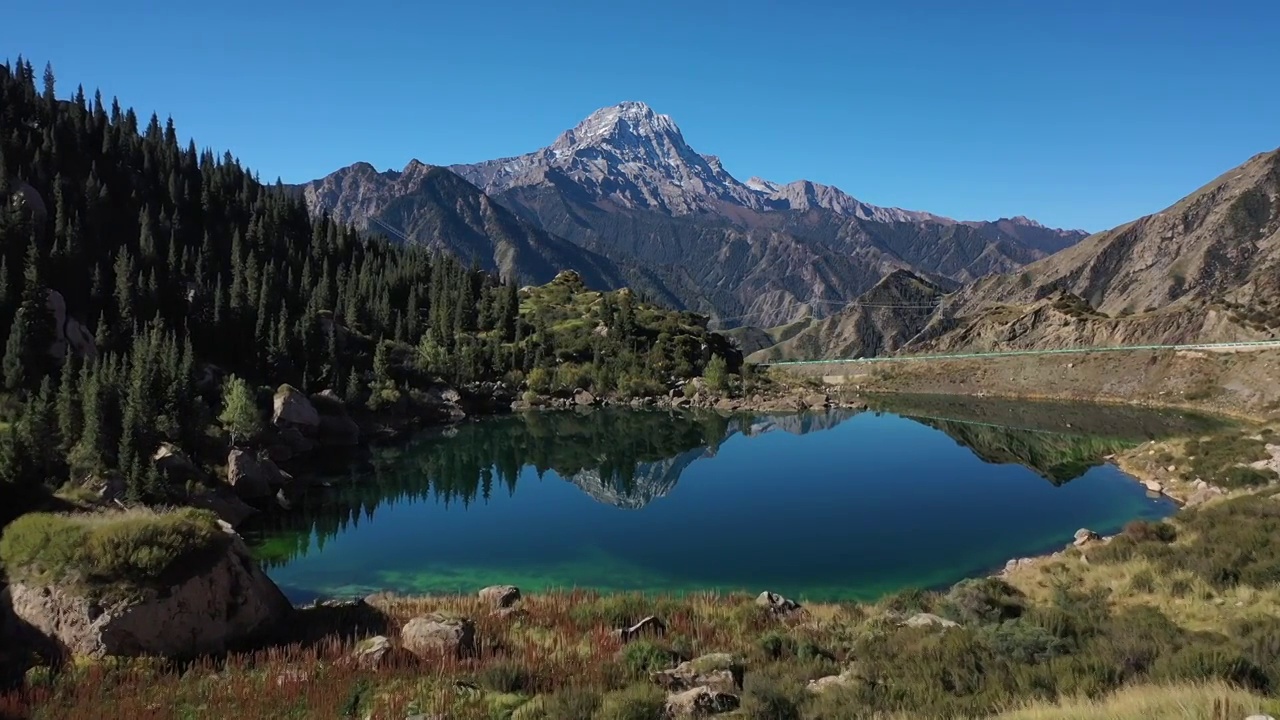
[299,161,626,288]
[300,102,1084,327]
[910,146,1280,352]
[748,270,951,362]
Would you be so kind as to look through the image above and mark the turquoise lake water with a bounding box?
[247,400,1210,603]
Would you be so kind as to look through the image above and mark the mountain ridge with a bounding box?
[299,101,1088,327]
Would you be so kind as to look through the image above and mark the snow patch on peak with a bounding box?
[746,176,781,193]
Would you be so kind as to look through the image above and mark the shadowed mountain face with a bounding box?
[299,102,1084,327]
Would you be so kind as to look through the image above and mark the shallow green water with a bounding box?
[246,400,1218,603]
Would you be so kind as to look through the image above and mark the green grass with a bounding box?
[0,507,228,595]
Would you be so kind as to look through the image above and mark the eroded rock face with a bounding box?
[401,614,475,659]
[4,532,291,658]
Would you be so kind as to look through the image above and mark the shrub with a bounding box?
[526,368,552,394]
[940,577,1026,625]
[739,673,802,720]
[757,631,796,660]
[535,688,600,720]
[1122,520,1178,543]
[1219,466,1278,489]
[592,684,664,720]
[477,660,535,694]
[881,587,937,614]
[1127,569,1157,593]
[981,618,1069,664]
[703,355,728,392]
[619,641,674,678]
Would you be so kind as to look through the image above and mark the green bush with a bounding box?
[881,587,937,614]
[0,509,226,588]
[535,688,600,720]
[739,673,802,720]
[477,660,535,694]
[939,577,1026,625]
[1219,466,1278,489]
[981,618,1069,664]
[592,684,664,720]
[619,641,674,678]
[757,631,797,660]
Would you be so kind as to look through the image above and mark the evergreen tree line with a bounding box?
[0,58,735,503]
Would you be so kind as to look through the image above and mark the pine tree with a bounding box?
[56,355,81,454]
[69,363,107,479]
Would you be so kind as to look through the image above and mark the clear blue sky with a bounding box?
[4,0,1278,231]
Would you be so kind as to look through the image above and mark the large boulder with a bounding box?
[573,389,597,407]
[312,391,360,446]
[401,614,475,659]
[225,449,272,500]
[273,385,320,434]
[664,686,740,717]
[478,585,521,609]
[4,528,291,658]
[652,653,745,694]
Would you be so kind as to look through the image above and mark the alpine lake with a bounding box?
[245,395,1226,604]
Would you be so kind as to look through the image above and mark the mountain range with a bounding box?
[300,102,1086,328]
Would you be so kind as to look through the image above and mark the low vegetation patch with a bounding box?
[0,508,227,592]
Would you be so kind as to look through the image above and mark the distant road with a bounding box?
[760,340,1280,368]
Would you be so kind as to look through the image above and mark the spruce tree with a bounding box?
[56,355,81,454]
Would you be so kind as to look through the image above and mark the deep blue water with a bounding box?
[247,404,1194,602]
